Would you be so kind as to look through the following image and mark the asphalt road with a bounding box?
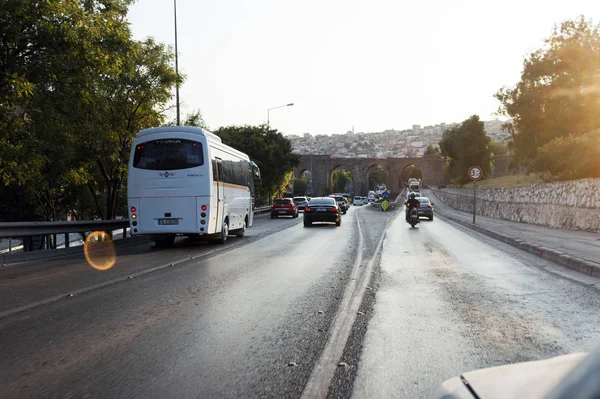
[2,203,600,398]
[352,210,600,398]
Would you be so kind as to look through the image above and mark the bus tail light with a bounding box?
[201,205,207,211]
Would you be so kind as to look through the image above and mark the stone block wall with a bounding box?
[431,178,600,232]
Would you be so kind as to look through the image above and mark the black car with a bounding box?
[303,197,341,227]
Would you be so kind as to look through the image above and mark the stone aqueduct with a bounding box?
[293,155,514,196]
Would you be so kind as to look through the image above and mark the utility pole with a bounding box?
[174,0,180,125]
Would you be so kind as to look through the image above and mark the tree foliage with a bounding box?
[495,16,600,170]
[293,178,308,196]
[439,115,493,186]
[214,125,300,204]
[168,109,208,129]
[489,141,510,156]
[424,144,440,155]
[368,166,386,190]
[533,130,600,180]
[0,0,178,221]
[332,169,352,193]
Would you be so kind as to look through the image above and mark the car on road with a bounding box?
[303,197,341,227]
[292,196,309,211]
[329,195,348,214]
[353,196,364,206]
[271,198,298,218]
[367,191,376,202]
[405,191,421,202]
[417,197,434,220]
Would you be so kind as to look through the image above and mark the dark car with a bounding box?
[417,196,434,220]
[329,195,348,214]
[271,198,298,218]
[304,197,341,227]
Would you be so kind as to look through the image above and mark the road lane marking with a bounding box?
[301,207,395,399]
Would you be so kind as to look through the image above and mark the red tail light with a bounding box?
[305,207,311,212]
[331,207,338,212]
[201,205,207,211]
[130,207,136,212]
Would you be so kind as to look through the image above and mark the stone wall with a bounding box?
[431,178,600,232]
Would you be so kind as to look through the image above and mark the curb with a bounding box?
[433,208,600,279]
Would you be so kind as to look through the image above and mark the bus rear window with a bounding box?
[133,139,204,170]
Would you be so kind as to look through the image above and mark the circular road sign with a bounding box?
[468,166,483,181]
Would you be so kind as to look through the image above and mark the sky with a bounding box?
[127,0,599,135]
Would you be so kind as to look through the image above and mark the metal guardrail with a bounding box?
[0,206,273,240]
[0,220,129,239]
[254,206,271,215]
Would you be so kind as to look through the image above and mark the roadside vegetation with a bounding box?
[0,1,299,221]
[440,16,600,187]
[463,174,544,189]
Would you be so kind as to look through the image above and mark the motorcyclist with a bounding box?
[405,192,420,222]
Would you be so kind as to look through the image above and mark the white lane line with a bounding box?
[0,218,302,321]
[301,208,394,399]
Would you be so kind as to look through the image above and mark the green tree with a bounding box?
[168,109,208,128]
[495,16,600,169]
[533,130,600,180]
[0,1,179,221]
[0,0,139,220]
[293,178,308,196]
[333,169,352,193]
[77,38,180,220]
[424,144,440,155]
[368,166,386,190]
[439,115,493,186]
[489,141,509,156]
[214,125,300,203]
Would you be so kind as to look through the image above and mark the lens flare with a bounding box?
[84,231,117,271]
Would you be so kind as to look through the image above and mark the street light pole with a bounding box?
[174,0,180,126]
[267,103,294,128]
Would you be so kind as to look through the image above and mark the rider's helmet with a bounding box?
[410,193,416,199]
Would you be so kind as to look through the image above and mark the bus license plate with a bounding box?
[158,218,179,225]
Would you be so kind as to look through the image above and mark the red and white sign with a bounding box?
[468,166,483,181]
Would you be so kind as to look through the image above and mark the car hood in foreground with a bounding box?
[437,352,587,399]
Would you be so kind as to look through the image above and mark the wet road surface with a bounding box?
[0,207,375,398]
[352,209,600,398]
[1,204,600,398]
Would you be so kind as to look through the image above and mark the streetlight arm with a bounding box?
[268,103,294,112]
[267,102,294,128]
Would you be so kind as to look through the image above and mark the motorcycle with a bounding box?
[408,207,419,228]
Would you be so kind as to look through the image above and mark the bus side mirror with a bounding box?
[249,161,261,181]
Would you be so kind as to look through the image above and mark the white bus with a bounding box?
[127,126,261,247]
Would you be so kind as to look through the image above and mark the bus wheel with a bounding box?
[217,220,229,244]
[235,219,247,237]
[154,234,175,248]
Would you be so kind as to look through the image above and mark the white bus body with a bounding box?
[127,126,260,245]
